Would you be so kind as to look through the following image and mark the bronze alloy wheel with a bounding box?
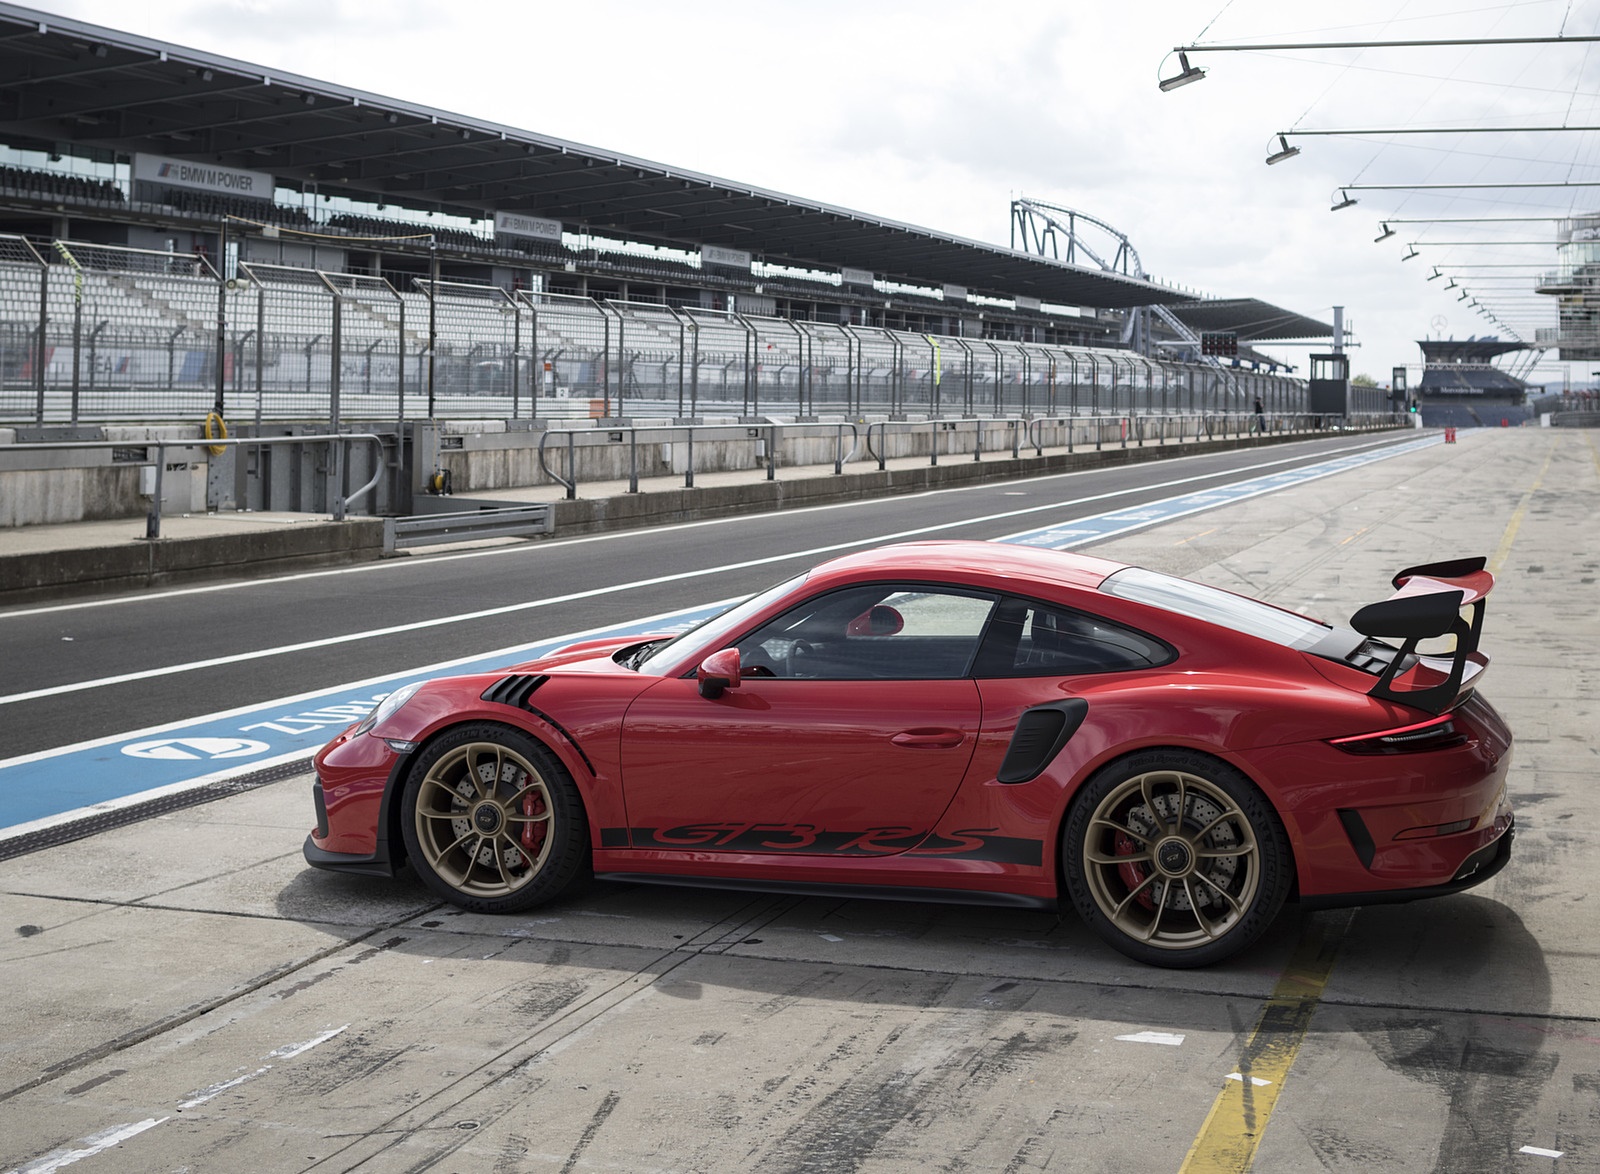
[1064,750,1291,968]
[401,724,589,914]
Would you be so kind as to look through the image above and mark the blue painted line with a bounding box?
[0,433,1438,837]
[995,434,1440,549]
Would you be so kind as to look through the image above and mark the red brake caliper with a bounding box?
[519,791,548,865]
[1115,832,1157,910]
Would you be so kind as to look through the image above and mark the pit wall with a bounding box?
[0,416,1397,528]
[421,415,1245,496]
[0,426,210,528]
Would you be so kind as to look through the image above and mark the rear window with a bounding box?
[1099,567,1328,649]
[972,596,1171,677]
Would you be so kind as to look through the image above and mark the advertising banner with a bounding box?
[132,152,273,197]
[494,211,564,241]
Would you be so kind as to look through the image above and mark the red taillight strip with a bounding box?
[1328,714,1456,746]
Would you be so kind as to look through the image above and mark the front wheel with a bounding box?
[400,724,589,914]
[1063,750,1292,968]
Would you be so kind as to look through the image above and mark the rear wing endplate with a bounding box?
[1349,556,1492,714]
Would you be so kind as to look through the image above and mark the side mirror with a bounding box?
[696,648,742,699]
[847,604,904,637]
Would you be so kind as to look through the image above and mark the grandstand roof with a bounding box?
[1418,338,1529,363]
[0,3,1190,311]
[1165,298,1333,342]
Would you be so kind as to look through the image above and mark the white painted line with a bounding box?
[1116,1031,1186,1046]
[176,1065,271,1109]
[1520,1146,1565,1158]
[0,435,1418,621]
[6,1118,168,1174]
[819,933,844,943]
[267,1024,349,1059]
[1225,1072,1273,1087]
[174,1025,349,1110]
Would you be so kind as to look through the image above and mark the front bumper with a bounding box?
[302,833,396,878]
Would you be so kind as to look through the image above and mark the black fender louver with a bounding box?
[480,674,549,709]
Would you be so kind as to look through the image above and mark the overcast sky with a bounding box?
[30,0,1600,384]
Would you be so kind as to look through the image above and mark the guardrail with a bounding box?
[537,420,861,499]
[383,503,554,551]
[859,412,1389,469]
[531,413,1401,497]
[5,432,388,538]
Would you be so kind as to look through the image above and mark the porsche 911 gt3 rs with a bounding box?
[304,542,1513,967]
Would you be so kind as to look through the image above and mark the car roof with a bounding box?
[810,541,1127,593]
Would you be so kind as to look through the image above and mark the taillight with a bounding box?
[1328,715,1465,755]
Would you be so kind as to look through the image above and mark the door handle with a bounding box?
[891,729,964,749]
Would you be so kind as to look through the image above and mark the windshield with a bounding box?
[633,572,810,675]
[1099,566,1328,649]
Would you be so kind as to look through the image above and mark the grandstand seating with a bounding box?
[0,164,123,206]
[327,214,484,250]
[1420,402,1532,428]
[1419,365,1526,394]
[158,187,312,228]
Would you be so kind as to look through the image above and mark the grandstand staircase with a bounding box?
[349,299,426,347]
[104,274,194,332]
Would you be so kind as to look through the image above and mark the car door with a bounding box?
[618,584,995,856]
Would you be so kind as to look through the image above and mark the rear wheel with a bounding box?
[1063,750,1291,968]
[400,724,589,914]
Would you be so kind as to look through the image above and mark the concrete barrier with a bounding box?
[0,518,386,603]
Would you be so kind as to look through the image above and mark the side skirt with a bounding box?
[595,871,1058,910]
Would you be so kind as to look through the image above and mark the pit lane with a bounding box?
[2,429,1596,1173]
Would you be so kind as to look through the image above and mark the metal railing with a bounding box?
[529,413,1399,498]
[538,420,861,497]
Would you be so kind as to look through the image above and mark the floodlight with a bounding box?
[1402,247,1420,260]
[1374,223,1396,242]
[1331,191,1357,211]
[1265,135,1301,165]
[1427,268,1443,281]
[1459,290,1470,300]
[1158,51,1207,92]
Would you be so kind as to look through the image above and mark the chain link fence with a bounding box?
[1,232,1314,426]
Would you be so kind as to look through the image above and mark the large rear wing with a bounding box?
[1349,556,1492,714]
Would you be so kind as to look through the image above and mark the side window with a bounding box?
[973,596,1171,678]
[735,584,996,680]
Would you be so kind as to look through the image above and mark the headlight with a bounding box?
[354,681,424,736]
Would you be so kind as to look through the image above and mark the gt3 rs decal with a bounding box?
[608,824,1043,865]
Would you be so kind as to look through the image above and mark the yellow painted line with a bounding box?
[1339,525,1370,547]
[1174,527,1219,546]
[1177,912,1352,1173]
[1488,438,1557,575]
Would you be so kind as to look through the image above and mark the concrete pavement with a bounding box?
[1,428,1596,1172]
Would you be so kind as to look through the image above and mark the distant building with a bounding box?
[1534,214,1600,359]
[1415,338,1532,428]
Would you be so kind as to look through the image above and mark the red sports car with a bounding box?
[305,541,1513,967]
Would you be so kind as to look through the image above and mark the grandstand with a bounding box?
[0,1,1338,427]
[1416,338,1532,428]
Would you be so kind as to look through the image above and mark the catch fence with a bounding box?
[0,233,1334,426]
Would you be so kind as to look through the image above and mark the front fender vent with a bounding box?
[481,674,548,709]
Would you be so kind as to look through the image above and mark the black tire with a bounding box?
[1062,749,1292,968]
[399,723,590,914]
